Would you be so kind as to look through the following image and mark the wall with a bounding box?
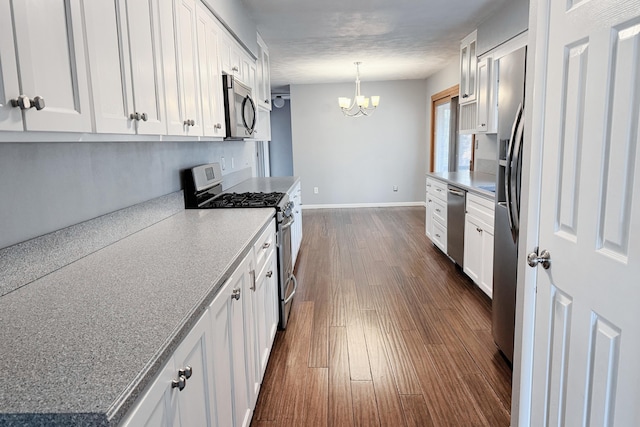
[269,99,294,176]
[477,0,530,56]
[0,137,255,249]
[290,80,427,207]
[202,0,257,56]
[424,59,461,172]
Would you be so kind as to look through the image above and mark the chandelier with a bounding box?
[338,62,380,117]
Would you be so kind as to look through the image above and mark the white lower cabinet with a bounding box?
[463,193,495,297]
[121,311,214,426]
[123,223,278,427]
[426,177,448,253]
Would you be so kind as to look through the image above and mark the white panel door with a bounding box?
[11,0,92,132]
[0,0,21,131]
[530,0,640,425]
[124,0,166,135]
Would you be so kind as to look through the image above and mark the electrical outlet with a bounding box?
[393,185,398,192]
[313,187,319,194]
[221,157,225,170]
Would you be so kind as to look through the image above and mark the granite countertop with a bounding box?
[225,176,300,194]
[0,208,275,426]
[426,171,497,199]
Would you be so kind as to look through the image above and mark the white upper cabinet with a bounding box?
[196,2,226,137]
[459,30,478,104]
[1,0,92,132]
[85,0,166,135]
[256,35,272,111]
[476,56,498,134]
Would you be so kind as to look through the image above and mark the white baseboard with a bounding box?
[302,201,426,210]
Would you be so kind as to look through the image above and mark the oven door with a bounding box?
[278,214,297,329]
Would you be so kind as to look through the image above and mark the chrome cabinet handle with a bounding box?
[11,95,45,111]
[172,376,186,391]
[130,112,140,121]
[140,112,148,122]
[231,287,241,300]
[266,270,273,278]
[183,119,195,126]
[215,123,222,129]
[250,270,256,292]
[262,242,270,249]
[178,366,192,379]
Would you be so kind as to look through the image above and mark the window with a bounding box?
[430,85,474,173]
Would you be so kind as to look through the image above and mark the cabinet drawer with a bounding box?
[432,220,447,253]
[254,219,276,271]
[467,193,494,228]
[432,198,447,225]
[427,178,448,202]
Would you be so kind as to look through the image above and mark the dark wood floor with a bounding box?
[252,207,512,426]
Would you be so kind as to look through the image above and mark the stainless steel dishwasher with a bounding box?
[447,185,466,266]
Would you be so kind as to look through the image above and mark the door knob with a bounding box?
[527,248,551,269]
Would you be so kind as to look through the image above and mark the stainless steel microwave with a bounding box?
[222,75,256,139]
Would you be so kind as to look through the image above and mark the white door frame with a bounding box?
[511,0,551,424]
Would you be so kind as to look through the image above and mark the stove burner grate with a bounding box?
[203,192,285,208]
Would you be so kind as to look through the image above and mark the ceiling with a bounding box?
[242,0,509,93]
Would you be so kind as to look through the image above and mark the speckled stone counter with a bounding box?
[225,176,300,194]
[426,171,496,199]
[0,208,275,426]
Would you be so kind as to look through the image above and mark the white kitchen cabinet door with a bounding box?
[478,226,494,298]
[256,35,271,111]
[227,253,254,427]
[121,360,178,427]
[124,0,166,135]
[0,0,21,131]
[463,213,494,298]
[476,57,497,134]
[171,310,214,426]
[10,0,92,132]
[84,1,135,135]
[196,3,226,138]
[459,30,478,104]
[253,246,278,384]
[173,0,203,136]
[425,194,434,239]
[208,278,235,427]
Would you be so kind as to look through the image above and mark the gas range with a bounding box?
[183,162,297,329]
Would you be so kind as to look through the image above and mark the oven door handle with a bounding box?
[283,273,298,304]
[280,216,295,230]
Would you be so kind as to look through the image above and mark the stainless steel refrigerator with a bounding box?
[493,46,526,363]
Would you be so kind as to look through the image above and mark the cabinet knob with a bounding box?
[266,270,273,278]
[10,95,31,110]
[190,119,195,126]
[178,366,193,380]
[141,112,148,122]
[171,376,186,391]
[262,242,270,249]
[183,119,195,127]
[264,99,269,104]
[231,287,241,300]
[462,93,469,98]
[476,227,482,233]
[32,96,45,111]
[215,123,222,129]
[232,66,239,72]
[130,112,141,121]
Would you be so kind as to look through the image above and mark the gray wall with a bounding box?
[477,0,530,56]
[202,0,257,56]
[0,138,255,249]
[290,79,427,206]
[269,99,294,176]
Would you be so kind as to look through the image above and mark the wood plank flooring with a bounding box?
[252,207,512,426]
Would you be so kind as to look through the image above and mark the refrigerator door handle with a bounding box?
[509,113,525,241]
[504,103,523,240]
